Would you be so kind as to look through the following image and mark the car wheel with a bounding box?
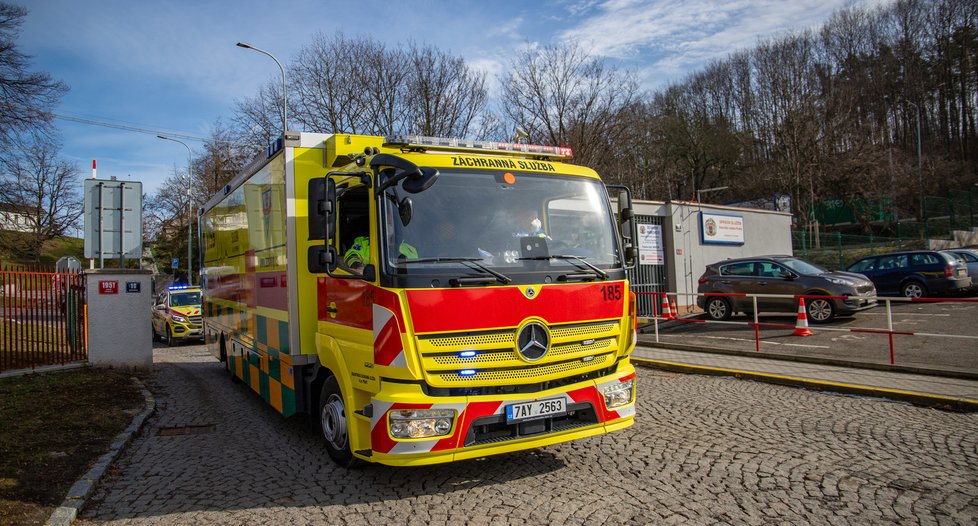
[151,322,160,342]
[901,281,927,299]
[704,297,732,321]
[167,326,178,347]
[806,298,835,324]
[318,376,359,468]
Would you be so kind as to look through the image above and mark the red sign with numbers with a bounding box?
[99,280,119,294]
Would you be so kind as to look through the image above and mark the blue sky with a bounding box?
[18,0,876,197]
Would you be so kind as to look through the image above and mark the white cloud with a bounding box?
[557,0,861,88]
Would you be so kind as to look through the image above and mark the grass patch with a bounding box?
[0,367,145,525]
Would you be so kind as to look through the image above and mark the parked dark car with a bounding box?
[697,255,877,323]
[845,250,971,298]
[946,248,978,293]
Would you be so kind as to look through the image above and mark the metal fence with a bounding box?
[0,265,87,372]
[793,231,924,270]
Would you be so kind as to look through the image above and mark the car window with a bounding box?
[756,262,788,278]
[848,258,875,272]
[911,253,939,266]
[877,255,908,270]
[958,251,978,262]
[720,262,754,276]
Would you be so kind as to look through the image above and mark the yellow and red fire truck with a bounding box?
[201,133,640,466]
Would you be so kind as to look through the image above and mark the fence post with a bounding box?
[800,230,808,258]
[837,232,843,269]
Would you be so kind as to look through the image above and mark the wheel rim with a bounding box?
[808,299,832,322]
[708,299,727,319]
[903,283,923,298]
[321,393,348,450]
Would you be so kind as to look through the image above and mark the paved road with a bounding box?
[643,300,978,373]
[78,344,978,525]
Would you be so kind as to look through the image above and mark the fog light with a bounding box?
[389,409,456,439]
[601,379,634,409]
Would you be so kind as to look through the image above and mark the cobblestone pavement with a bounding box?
[78,345,978,525]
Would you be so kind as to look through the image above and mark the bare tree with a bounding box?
[0,139,82,261]
[0,2,67,146]
[499,41,639,171]
[230,79,282,157]
[404,42,488,137]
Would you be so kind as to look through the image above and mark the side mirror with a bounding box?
[609,185,638,269]
[780,271,797,280]
[307,178,333,240]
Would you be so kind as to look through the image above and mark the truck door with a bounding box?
[322,183,375,355]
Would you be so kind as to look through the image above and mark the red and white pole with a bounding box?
[90,159,96,269]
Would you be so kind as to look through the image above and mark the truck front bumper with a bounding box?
[359,362,636,466]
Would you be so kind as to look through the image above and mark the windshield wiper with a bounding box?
[399,257,512,286]
[518,255,609,281]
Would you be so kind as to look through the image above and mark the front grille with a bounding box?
[856,284,874,294]
[417,320,621,388]
[189,315,202,324]
[465,401,598,447]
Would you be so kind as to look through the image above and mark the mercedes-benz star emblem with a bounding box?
[516,322,550,361]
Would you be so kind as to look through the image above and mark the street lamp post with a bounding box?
[236,42,288,139]
[158,135,194,286]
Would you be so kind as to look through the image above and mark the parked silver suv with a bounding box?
[697,255,877,323]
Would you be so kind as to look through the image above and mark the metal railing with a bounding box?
[0,265,87,372]
[637,291,978,366]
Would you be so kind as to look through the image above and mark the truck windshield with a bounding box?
[380,169,621,278]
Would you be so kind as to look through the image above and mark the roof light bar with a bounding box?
[384,134,572,160]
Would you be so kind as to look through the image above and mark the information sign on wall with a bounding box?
[637,223,664,265]
[700,212,745,245]
[99,280,119,294]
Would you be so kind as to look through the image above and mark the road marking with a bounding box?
[861,312,950,317]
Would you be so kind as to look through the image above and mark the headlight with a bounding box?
[825,277,853,286]
[171,314,187,323]
[601,379,634,409]
[389,409,455,439]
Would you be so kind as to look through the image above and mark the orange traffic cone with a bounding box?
[660,295,674,320]
[792,298,813,337]
[670,298,680,318]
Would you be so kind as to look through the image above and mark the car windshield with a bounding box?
[380,169,620,276]
[170,292,200,307]
[778,257,827,276]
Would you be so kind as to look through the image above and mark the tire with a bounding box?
[901,281,927,299]
[318,376,359,468]
[167,326,178,347]
[704,297,732,321]
[805,297,836,324]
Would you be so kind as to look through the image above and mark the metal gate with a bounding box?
[0,265,87,372]
[626,214,666,316]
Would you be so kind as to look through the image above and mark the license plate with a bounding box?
[505,397,565,423]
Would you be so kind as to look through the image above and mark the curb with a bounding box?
[636,340,978,381]
[45,377,156,526]
[631,356,978,413]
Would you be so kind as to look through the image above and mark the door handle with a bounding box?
[325,306,338,313]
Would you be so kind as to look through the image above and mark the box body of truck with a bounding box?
[201,133,638,466]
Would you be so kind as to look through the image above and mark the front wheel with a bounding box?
[167,326,178,347]
[319,377,359,468]
[805,298,835,324]
[902,281,927,299]
[704,297,732,321]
